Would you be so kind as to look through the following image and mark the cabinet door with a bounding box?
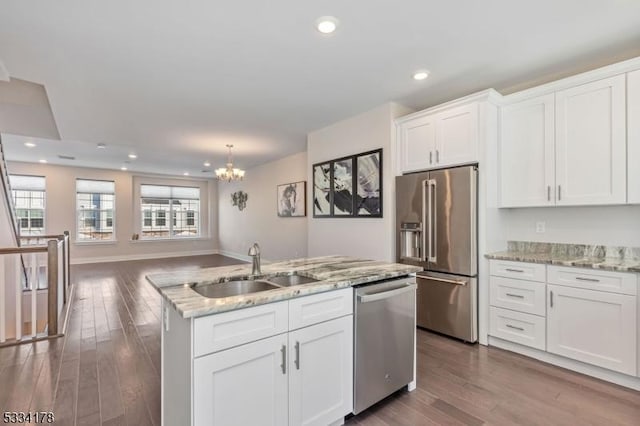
[289,315,353,426]
[628,69,640,204]
[194,334,288,426]
[435,103,479,168]
[547,284,637,375]
[555,75,626,205]
[499,94,555,207]
[398,115,437,173]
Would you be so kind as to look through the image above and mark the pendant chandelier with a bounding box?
[215,144,245,182]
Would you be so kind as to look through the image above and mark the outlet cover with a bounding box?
[535,221,546,233]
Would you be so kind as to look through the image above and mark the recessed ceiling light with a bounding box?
[316,16,338,34]
[97,143,106,149]
[38,159,47,164]
[204,161,211,167]
[121,166,128,171]
[183,172,189,176]
[128,153,137,159]
[413,70,430,81]
[24,142,36,148]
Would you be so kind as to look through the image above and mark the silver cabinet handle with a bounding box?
[357,283,417,303]
[294,341,300,370]
[558,185,562,201]
[416,274,466,286]
[505,268,524,273]
[550,291,554,308]
[280,345,286,374]
[436,150,440,163]
[506,324,525,332]
[575,276,600,283]
[505,293,524,299]
[547,186,551,201]
[429,151,433,164]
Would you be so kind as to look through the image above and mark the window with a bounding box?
[140,185,200,239]
[76,179,115,241]
[9,175,46,236]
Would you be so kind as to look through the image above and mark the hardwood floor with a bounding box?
[1,255,638,425]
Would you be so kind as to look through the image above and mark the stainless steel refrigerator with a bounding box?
[395,165,478,342]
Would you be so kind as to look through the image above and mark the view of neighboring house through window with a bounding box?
[9,174,46,237]
[140,184,200,238]
[76,179,115,241]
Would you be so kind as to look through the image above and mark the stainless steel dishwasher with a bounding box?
[353,276,416,414]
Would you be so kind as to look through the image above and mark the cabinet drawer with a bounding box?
[490,260,546,282]
[547,266,637,295]
[194,301,288,357]
[489,307,546,351]
[289,288,353,331]
[490,276,546,316]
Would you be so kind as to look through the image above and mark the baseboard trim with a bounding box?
[71,249,221,265]
[488,336,640,391]
[217,250,252,263]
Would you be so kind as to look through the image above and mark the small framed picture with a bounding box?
[312,163,331,217]
[332,157,355,216]
[277,181,306,217]
[355,149,382,217]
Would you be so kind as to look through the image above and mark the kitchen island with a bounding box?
[146,255,421,426]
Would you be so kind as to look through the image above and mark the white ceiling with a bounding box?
[1,0,640,175]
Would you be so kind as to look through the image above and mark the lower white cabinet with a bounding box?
[547,284,637,376]
[489,306,546,350]
[194,334,288,426]
[289,316,353,426]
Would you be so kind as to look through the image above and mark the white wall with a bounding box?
[307,103,413,262]
[6,161,219,263]
[500,205,640,246]
[218,151,308,261]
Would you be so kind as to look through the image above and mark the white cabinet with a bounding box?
[399,115,437,173]
[397,101,480,173]
[547,284,637,376]
[555,75,627,205]
[499,74,628,207]
[289,316,353,426]
[629,69,640,204]
[194,334,288,426]
[500,94,555,207]
[436,103,479,167]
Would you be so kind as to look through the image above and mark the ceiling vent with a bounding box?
[58,154,75,160]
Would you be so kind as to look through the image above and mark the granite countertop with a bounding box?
[146,255,422,318]
[485,241,640,273]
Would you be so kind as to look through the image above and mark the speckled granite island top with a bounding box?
[486,241,640,273]
[146,255,422,318]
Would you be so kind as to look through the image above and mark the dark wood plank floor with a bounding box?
[1,255,639,425]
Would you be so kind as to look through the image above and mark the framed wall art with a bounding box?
[312,148,382,218]
[277,181,306,217]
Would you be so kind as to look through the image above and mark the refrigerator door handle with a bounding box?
[422,180,429,262]
[427,179,437,263]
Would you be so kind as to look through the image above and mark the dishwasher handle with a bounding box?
[357,283,417,304]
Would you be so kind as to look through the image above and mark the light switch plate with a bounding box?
[535,221,546,233]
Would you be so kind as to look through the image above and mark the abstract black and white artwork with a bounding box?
[312,148,383,218]
[277,181,306,217]
[355,150,382,216]
[313,163,331,216]
[332,158,354,215]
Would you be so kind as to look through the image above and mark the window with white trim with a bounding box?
[76,179,115,241]
[9,175,46,236]
[140,185,200,239]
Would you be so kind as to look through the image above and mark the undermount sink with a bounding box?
[191,280,280,299]
[265,274,320,287]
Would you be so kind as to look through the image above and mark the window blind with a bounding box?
[76,179,115,194]
[9,175,45,191]
[140,185,199,200]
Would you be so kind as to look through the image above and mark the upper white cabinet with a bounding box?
[499,74,628,207]
[629,69,640,204]
[436,103,479,167]
[397,101,481,173]
[500,94,555,207]
[555,75,627,206]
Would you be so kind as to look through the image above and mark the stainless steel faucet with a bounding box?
[248,243,261,275]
